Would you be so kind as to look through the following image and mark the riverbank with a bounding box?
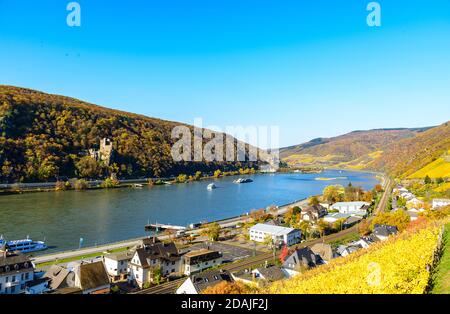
[0,171,258,195]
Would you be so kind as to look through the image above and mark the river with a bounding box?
[0,170,378,253]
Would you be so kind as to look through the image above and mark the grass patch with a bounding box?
[430,223,450,294]
[325,232,360,249]
[35,246,131,268]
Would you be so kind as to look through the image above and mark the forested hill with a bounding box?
[370,121,450,178]
[0,86,262,183]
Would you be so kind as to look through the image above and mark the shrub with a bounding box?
[176,174,187,183]
[101,178,119,188]
[72,179,88,190]
[55,180,67,191]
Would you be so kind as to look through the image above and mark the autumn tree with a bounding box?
[371,210,411,232]
[249,209,268,223]
[201,222,221,241]
[322,185,344,203]
[358,219,371,236]
[362,190,374,203]
[316,219,331,237]
[374,184,383,193]
[298,220,312,240]
[308,196,320,206]
[202,281,249,294]
[279,245,289,263]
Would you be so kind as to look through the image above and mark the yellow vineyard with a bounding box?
[408,152,450,179]
[266,223,442,294]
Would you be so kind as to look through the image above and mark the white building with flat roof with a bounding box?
[330,201,370,214]
[249,223,301,246]
[432,198,450,209]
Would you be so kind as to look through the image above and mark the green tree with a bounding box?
[201,222,221,241]
[76,156,101,178]
[424,175,432,184]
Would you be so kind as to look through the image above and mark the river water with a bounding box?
[0,170,378,253]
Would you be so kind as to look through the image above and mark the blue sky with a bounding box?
[0,0,449,148]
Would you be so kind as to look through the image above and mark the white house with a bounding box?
[183,249,223,275]
[232,265,285,287]
[249,223,301,246]
[128,241,182,288]
[323,212,352,224]
[104,251,133,281]
[176,270,233,294]
[432,198,450,209]
[0,250,35,294]
[330,201,370,214]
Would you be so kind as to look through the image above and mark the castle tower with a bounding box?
[99,138,113,166]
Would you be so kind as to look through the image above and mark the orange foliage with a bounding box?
[202,281,249,294]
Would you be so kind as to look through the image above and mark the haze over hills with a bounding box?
[0,86,266,183]
[281,123,450,179]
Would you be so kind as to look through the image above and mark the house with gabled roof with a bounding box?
[232,264,285,287]
[0,249,35,294]
[300,204,327,222]
[281,247,323,277]
[74,261,110,294]
[128,240,182,288]
[176,269,234,294]
[372,224,398,241]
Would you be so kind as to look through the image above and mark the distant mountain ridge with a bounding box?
[281,123,450,178]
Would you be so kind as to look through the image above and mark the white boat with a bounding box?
[207,183,217,190]
[0,235,47,253]
[233,178,253,184]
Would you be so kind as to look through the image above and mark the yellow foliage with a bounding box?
[266,223,443,294]
[434,182,450,193]
[408,156,450,179]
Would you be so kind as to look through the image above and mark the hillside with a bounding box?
[370,122,450,178]
[0,86,264,183]
[266,222,442,294]
[280,128,429,169]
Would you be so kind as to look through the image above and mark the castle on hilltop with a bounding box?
[89,138,114,166]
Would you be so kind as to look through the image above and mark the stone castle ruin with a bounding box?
[89,138,114,166]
